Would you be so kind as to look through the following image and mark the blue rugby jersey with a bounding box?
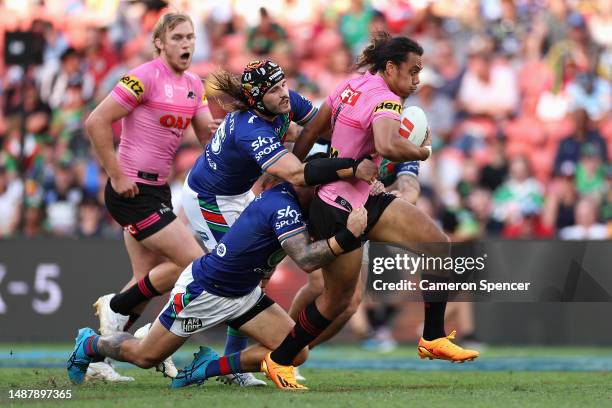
[192,182,307,297]
[187,90,316,196]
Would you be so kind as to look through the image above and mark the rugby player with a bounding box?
[288,160,421,370]
[263,32,479,390]
[67,181,367,389]
[178,60,377,385]
[84,13,213,380]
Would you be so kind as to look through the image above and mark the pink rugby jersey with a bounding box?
[111,57,209,186]
[318,71,403,211]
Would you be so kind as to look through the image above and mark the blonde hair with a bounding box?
[151,12,194,56]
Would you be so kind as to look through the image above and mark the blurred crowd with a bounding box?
[0,0,610,241]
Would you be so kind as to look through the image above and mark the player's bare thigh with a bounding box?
[123,230,166,282]
[239,303,298,350]
[367,198,448,245]
[140,218,204,267]
[124,319,187,367]
[316,248,364,317]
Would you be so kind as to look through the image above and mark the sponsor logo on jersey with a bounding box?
[340,85,361,106]
[159,114,191,130]
[187,91,195,99]
[254,141,282,161]
[182,318,203,333]
[373,100,403,115]
[251,136,276,150]
[216,243,227,257]
[399,117,415,138]
[119,75,145,100]
[275,205,301,229]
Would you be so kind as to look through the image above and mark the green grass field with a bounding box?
[1,345,611,407]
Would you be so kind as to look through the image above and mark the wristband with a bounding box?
[304,158,356,186]
[334,227,362,253]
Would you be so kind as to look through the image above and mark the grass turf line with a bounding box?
[0,368,611,408]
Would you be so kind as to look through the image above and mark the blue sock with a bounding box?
[82,335,100,358]
[223,327,248,355]
[205,352,242,378]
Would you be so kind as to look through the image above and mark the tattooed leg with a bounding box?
[97,320,188,369]
[97,332,136,361]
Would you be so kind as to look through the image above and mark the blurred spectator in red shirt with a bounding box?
[83,26,119,87]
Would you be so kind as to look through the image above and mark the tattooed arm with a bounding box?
[281,231,338,272]
[280,206,368,271]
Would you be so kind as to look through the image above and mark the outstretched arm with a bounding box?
[266,153,377,186]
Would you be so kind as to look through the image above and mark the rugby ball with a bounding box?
[399,105,428,147]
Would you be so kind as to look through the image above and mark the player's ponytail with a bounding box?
[355,31,423,74]
[206,70,251,111]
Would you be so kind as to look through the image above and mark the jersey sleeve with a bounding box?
[110,65,149,112]
[366,91,403,128]
[395,161,420,178]
[239,124,289,171]
[269,193,308,243]
[289,90,317,126]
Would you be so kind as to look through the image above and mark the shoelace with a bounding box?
[176,367,205,386]
[67,353,87,371]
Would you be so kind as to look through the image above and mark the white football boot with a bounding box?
[93,294,129,335]
[294,366,306,381]
[86,359,134,382]
[217,372,267,387]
